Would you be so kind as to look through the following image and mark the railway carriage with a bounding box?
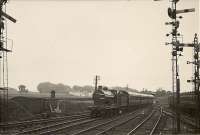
[89,86,154,117]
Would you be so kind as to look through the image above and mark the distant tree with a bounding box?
[64,84,71,91]
[18,84,25,91]
[37,82,69,93]
[18,85,28,93]
[155,88,167,97]
[72,85,82,92]
[166,91,172,95]
[37,82,54,93]
[82,85,94,93]
[128,88,138,92]
[56,83,71,93]
[82,85,94,95]
[70,85,94,96]
[141,88,153,95]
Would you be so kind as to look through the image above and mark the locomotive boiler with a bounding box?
[89,86,154,117]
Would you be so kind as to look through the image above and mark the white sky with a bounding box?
[5,0,199,92]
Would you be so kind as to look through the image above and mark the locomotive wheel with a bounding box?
[91,111,97,118]
[103,110,107,117]
[96,110,102,117]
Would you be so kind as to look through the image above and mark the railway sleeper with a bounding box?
[91,108,122,118]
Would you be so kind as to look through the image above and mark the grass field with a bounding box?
[5,94,93,122]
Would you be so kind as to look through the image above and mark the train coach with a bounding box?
[88,86,154,117]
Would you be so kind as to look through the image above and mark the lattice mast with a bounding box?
[0,0,16,123]
[193,34,200,131]
[187,34,200,131]
[0,1,8,123]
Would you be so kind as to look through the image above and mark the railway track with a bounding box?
[0,111,90,134]
[6,106,167,135]
[69,109,145,135]
[152,107,198,134]
[49,106,152,135]
[15,115,95,135]
[149,108,163,135]
[163,110,197,128]
[14,107,152,135]
[162,110,197,133]
[0,111,90,129]
[127,107,163,135]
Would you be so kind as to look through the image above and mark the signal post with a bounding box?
[165,0,195,133]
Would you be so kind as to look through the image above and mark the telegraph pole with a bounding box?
[94,75,100,91]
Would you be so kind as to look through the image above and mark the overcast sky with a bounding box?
[5,0,199,92]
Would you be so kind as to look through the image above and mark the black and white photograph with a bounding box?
[0,0,199,134]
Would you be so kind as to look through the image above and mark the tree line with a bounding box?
[37,82,94,94]
[18,82,171,97]
[141,88,172,97]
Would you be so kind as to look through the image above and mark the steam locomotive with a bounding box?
[89,86,154,117]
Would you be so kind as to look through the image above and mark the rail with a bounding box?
[95,113,141,135]
[38,118,97,135]
[126,110,155,135]
[15,115,92,135]
[162,110,197,128]
[0,111,90,129]
[149,107,163,135]
[71,110,142,135]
